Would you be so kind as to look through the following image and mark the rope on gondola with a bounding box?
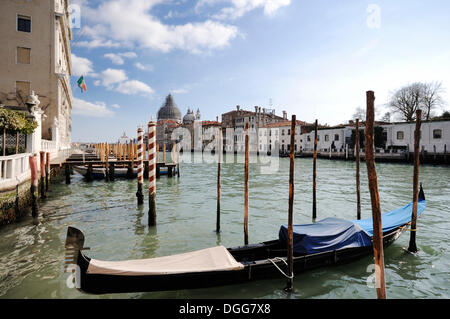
[399,222,417,232]
[268,257,294,279]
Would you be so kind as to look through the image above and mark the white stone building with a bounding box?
[300,120,450,154]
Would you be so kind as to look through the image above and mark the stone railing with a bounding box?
[0,153,31,190]
[41,139,57,152]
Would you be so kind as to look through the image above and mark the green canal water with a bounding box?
[0,155,449,299]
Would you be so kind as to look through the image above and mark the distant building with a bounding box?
[300,119,450,155]
[0,0,73,150]
[117,132,129,144]
[221,105,286,152]
[259,120,314,154]
[156,94,182,148]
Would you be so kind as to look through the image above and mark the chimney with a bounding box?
[236,105,240,111]
[283,110,287,120]
[255,106,258,113]
[263,108,266,114]
[216,116,219,122]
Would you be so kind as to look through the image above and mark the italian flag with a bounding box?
[77,76,87,93]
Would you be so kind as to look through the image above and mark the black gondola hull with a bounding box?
[73,226,403,295]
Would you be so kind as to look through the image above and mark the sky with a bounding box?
[69,0,450,142]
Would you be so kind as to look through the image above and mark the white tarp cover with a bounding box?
[87,246,244,276]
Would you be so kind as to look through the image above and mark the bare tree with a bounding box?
[388,83,422,122]
[389,82,446,122]
[421,81,445,120]
[352,106,366,120]
[380,111,391,123]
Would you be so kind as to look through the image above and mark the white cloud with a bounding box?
[111,104,121,109]
[172,88,189,94]
[74,0,239,54]
[71,54,94,76]
[197,0,291,20]
[104,52,138,65]
[72,98,115,117]
[98,68,128,88]
[92,68,154,96]
[135,62,154,71]
[116,80,154,95]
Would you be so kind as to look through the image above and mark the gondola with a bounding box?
[65,186,426,294]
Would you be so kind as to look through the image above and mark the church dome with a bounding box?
[157,94,182,122]
[183,108,195,124]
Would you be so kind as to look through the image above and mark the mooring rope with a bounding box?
[268,257,294,279]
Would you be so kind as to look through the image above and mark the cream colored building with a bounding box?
[0,0,73,150]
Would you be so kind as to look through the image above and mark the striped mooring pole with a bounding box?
[136,126,144,205]
[148,119,157,226]
[29,154,39,217]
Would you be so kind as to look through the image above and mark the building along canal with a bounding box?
[0,155,449,299]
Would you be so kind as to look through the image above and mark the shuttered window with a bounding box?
[17,47,31,64]
[16,81,31,96]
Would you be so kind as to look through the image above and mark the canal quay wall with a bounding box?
[0,163,63,226]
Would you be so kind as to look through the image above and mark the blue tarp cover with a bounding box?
[279,200,426,255]
[279,217,372,255]
[352,199,426,236]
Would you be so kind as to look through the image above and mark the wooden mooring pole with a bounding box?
[216,129,222,233]
[365,90,387,299]
[356,119,361,220]
[29,154,38,217]
[65,163,71,184]
[285,115,296,292]
[104,143,110,182]
[148,120,157,226]
[408,109,422,253]
[244,123,249,245]
[312,119,318,221]
[136,126,144,205]
[39,151,46,199]
[45,152,50,192]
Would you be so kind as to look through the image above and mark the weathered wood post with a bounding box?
[163,143,166,163]
[408,109,422,253]
[365,90,387,299]
[244,123,250,245]
[136,126,144,205]
[148,119,157,226]
[104,143,110,182]
[29,154,39,217]
[216,129,222,233]
[39,151,46,199]
[433,145,436,164]
[86,163,93,182]
[177,143,180,177]
[356,119,361,220]
[65,163,71,184]
[109,162,115,181]
[285,115,296,292]
[312,119,318,220]
[45,152,50,192]
[445,144,448,164]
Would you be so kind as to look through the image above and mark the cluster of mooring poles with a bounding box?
[215,91,423,297]
[27,151,51,218]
